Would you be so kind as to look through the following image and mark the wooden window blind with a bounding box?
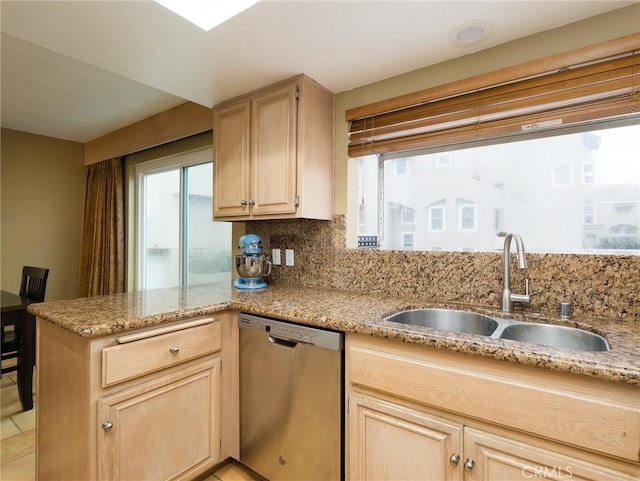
[347,34,640,158]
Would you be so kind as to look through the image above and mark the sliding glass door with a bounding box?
[136,150,231,290]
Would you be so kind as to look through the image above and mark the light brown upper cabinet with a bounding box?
[213,74,334,221]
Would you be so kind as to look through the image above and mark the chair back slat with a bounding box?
[19,266,49,302]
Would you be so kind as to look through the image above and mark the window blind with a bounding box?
[347,34,640,158]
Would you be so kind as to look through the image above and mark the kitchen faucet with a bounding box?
[501,231,530,313]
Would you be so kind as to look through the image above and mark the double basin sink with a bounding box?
[385,308,610,351]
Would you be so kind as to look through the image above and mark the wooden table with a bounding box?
[1,290,35,411]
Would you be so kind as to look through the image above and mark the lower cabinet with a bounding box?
[346,333,640,481]
[36,312,238,481]
[349,392,462,481]
[464,427,635,481]
[349,390,639,481]
[97,359,220,481]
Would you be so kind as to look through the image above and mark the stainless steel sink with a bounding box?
[497,323,610,351]
[385,308,499,336]
[385,308,611,352]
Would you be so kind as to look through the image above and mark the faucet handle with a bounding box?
[510,278,531,304]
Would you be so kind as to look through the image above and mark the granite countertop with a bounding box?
[29,283,640,385]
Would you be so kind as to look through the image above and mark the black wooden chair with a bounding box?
[1,266,49,410]
[19,266,49,303]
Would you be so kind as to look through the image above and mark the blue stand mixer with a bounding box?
[233,234,272,289]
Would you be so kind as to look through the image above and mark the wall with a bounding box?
[247,5,640,322]
[1,128,86,300]
[333,4,640,221]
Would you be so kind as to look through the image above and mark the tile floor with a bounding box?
[0,369,260,481]
[1,370,36,481]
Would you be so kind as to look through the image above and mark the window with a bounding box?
[402,232,414,249]
[583,162,595,184]
[394,158,408,176]
[614,202,634,214]
[458,203,477,231]
[584,203,596,225]
[352,123,640,254]
[135,149,231,290]
[400,205,414,224]
[429,205,445,231]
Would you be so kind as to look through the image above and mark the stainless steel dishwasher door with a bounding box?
[239,313,344,481]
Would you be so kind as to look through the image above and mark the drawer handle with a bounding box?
[102,421,114,431]
[169,345,180,354]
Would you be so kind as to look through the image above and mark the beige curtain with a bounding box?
[78,158,125,297]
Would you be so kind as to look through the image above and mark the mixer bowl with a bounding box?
[235,255,272,279]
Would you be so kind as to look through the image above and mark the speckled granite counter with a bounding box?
[29,283,640,385]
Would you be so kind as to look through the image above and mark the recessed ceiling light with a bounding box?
[449,19,494,47]
[155,0,260,31]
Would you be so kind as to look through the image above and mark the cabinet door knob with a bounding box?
[169,346,180,354]
[248,200,256,206]
[240,200,248,206]
[449,453,460,466]
[464,458,475,471]
[102,421,114,430]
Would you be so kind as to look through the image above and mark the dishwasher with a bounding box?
[238,312,344,480]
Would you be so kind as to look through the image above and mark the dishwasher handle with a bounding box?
[268,335,298,348]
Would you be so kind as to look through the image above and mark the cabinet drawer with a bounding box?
[102,319,221,387]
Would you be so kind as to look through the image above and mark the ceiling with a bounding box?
[0,0,635,143]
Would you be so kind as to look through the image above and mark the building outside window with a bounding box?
[353,124,640,254]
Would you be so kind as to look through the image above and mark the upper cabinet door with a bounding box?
[213,100,251,218]
[212,74,334,221]
[250,82,298,216]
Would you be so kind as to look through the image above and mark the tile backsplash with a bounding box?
[247,216,639,321]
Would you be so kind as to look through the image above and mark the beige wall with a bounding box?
[1,5,637,302]
[1,128,85,300]
[333,4,640,221]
